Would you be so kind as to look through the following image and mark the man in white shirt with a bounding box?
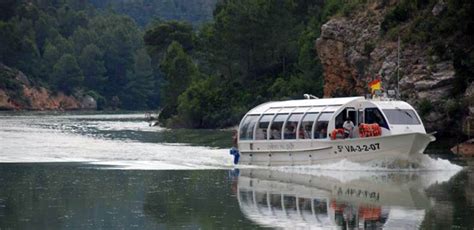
[343,118,355,138]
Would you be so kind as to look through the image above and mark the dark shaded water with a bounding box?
[0,112,473,229]
[0,163,473,229]
[0,164,259,229]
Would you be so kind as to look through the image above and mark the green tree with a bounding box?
[71,27,96,55]
[89,14,143,100]
[121,49,155,109]
[0,21,20,66]
[78,44,107,91]
[144,20,194,63]
[40,41,61,82]
[159,41,199,122]
[52,54,84,94]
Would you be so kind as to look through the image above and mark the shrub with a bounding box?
[418,99,433,117]
[363,41,375,57]
[380,3,410,33]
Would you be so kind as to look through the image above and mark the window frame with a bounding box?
[299,112,319,140]
[239,114,259,141]
[269,113,289,140]
[382,109,421,125]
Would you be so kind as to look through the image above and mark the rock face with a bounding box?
[451,139,474,157]
[315,1,465,134]
[0,64,97,111]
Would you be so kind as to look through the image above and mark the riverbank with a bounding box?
[0,64,97,111]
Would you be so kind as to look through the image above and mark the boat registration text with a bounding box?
[337,143,381,153]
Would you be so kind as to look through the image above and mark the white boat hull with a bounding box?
[238,133,435,166]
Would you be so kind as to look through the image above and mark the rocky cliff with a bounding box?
[0,64,96,111]
[316,0,473,135]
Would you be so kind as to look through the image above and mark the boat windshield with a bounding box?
[365,108,389,129]
[239,115,259,140]
[382,109,421,125]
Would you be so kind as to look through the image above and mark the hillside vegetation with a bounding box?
[0,0,217,110]
[149,0,334,128]
[1,0,472,133]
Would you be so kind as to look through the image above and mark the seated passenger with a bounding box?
[343,118,354,138]
[304,126,312,139]
[255,128,266,140]
[284,125,296,139]
[271,128,281,139]
[319,128,327,139]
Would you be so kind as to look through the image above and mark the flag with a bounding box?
[368,78,381,94]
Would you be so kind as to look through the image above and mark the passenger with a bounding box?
[343,118,355,138]
[304,125,312,139]
[255,128,266,140]
[232,130,238,147]
[284,125,295,139]
[271,128,281,139]
[320,128,327,139]
[298,127,305,138]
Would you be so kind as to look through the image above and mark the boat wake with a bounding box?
[0,113,464,174]
[261,155,463,185]
[271,155,462,172]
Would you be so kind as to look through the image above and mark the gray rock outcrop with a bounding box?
[316,1,468,134]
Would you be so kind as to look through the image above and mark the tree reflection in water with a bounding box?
[0,164,260,229]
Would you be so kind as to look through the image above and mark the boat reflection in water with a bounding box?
[235,168,459,229]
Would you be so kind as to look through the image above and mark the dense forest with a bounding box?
[0,0,154,109]
[0,0,215,110]
[150,0,473,129]
[149,0,334,128]
[1,0,472,129]
[0,0,328,125]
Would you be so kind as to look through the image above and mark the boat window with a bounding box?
[298,198,313,214]
[314,112,333,139]
[239,190,254,205]
[239,115,259,140]
[335,108,356,129]
[365,108,389,129]
[299,113,318,139]
[284,113,302,139]
[283,195,297,215]
[269,114,288,140]
[383,109,421,125]
[313,198,328,215]
[255,192,268,210]
[270,194,283,211]
[255,114,273,140]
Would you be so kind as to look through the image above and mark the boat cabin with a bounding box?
[238,97,426,142]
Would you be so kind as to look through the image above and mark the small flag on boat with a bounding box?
[369,78,381,94]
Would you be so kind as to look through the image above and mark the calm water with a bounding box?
[0,112,473,229]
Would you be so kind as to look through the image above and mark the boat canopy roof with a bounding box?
[246,97,364,115]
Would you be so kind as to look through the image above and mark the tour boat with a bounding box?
[234,96,435,166]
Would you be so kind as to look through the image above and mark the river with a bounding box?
[0,112,473,229]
